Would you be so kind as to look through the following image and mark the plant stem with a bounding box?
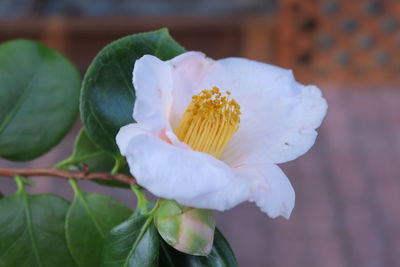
[0,167,136,185]
[69,179,82,195]
[131,185,148,212]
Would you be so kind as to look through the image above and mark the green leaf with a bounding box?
[0,177,77,266]
[66,180,132,267]
[154,200,215,256]
[56,129,130,188]
[101,213,159,267]
[159,229,238,267]
[0,39,81,161]
[80,28,185,154]
[56,129,110,170]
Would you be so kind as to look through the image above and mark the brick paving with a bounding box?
[1,88,399,267]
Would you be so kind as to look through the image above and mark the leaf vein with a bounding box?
[22,194,43,267]
[88,101,115,147]
[0,50,48,135]
[122,216,153,267]
[78,195,106,239]
[115,60,134,98]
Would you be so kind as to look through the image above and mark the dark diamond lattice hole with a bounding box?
[297,52,312,65]
[336,51,351,66]
[374,51,390,65]
[365,1,384,15]
[322,0,341,15]
[357,34,375,49]
[382,17,398,33]
[301,17,318,32]
[317,34,335,49]
[341,18,358,33]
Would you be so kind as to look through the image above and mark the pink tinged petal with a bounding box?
[223,85,328,166]
[176,210,215,255]
[261,85,328,164]
[239,163,295,219]
[164,128,190,149]
[167,51,212,129]
[117,124,233,200]
[132,55,173,131]
[197,57,328,165]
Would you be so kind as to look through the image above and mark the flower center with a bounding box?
[175,86,241,158]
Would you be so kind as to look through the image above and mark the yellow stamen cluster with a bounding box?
[175,86,241,158]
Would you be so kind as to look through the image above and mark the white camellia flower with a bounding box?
[117,51,327,219]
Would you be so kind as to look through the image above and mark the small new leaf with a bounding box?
[154,200,215,256]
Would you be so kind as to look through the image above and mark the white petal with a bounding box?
[176,174,251,211]
[133,54,327,165]
[116,123,144,155]
[239,163,295,219]
[193,57,328,165]
[167,51,211,129]
[132,55,173,131]
[117,123,235,200]
[223,85,327,166]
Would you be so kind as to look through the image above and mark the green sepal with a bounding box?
[154,200,215,256]
[159,228,238,267]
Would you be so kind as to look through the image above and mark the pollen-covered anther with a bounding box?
[175,86,241,158]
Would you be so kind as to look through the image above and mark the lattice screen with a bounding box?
[278,0,400,83]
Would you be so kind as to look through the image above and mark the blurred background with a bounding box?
[1,0,399,266]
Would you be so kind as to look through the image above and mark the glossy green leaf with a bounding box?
[0,39,80,161]
[159,229,238,267]
[56,129,130,188]
[101,213,159,267]
[66,180,132,267]
[154,200,215,256]
[56,129,111,170]
[81,28,185,154]
[0,177,77,266]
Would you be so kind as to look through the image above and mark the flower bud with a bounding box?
[154,199,215,256]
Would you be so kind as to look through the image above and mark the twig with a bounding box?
[0,167,136,185]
